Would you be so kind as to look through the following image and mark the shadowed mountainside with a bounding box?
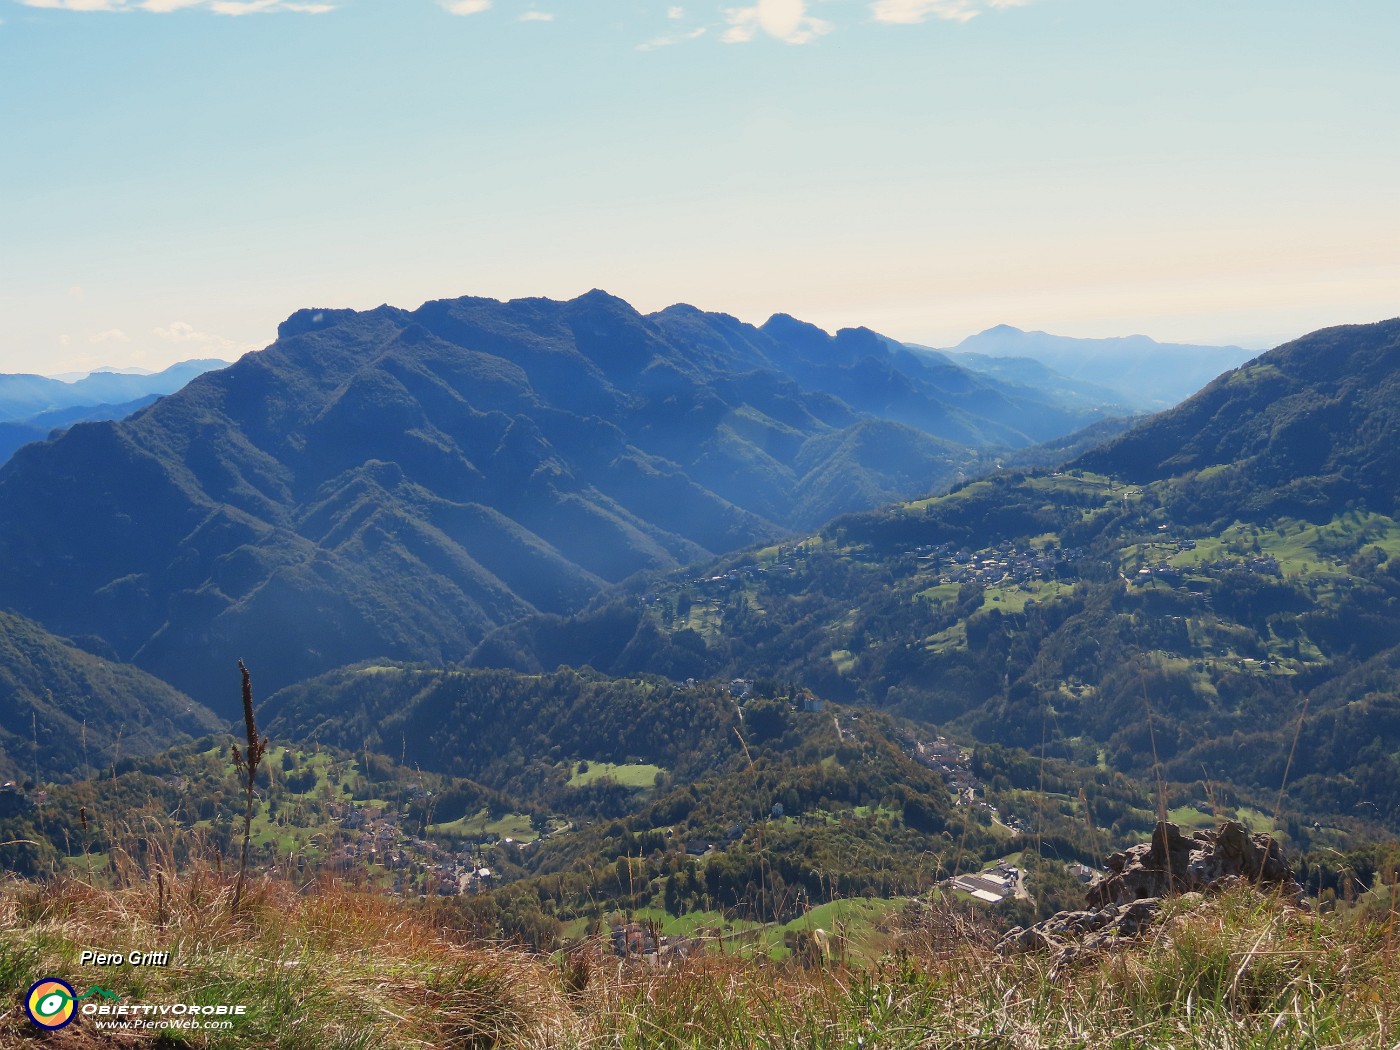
[0,609,221,782]
[0,291,1112,704]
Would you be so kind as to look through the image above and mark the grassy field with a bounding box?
[1168,804,1217,831]
[1166,511,1400,579]
[923,621,968,654]
[982,578,1074,613]
[428,808,538,842]
[2,874,1396,1048]
[566,762,665,790]
[758,897,905,961]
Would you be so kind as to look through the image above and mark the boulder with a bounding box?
[1088,820,1301,908]
[996,820,1301,961]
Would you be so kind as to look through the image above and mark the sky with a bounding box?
[1,0,1398,374]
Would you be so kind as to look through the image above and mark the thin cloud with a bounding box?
[518,9,553,21]
[870,0,1030,25]
[441,0,489,13]
[20,0,127,9]
[21,0,334,11]
[637,25,705,50]
[208,0,334,12]
[153,321,251,357]
[723,0,830,44]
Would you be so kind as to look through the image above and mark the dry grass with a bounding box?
[1,871,1398,1048]
[0,865,575,1048]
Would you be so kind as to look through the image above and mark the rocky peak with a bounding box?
[1089,819,1300,908]
[999,821,1303,962]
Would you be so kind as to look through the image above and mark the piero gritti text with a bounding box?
[80,951,171,967]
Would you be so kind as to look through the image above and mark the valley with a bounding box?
[2,306,1399,1047]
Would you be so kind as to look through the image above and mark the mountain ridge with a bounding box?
[0,291,1114,704]
[943,325,1258,409]
[462,315,1400,838]
[0,358,229,423]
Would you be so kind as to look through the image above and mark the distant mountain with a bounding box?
[905,344,1132,415]
[0,610,221,782]
[944,326,1258,409]
[46,366,158,381]
[470,317,1400,835]
[0,395,161,468]
[0,358,229,424]
[0,291,1113,704]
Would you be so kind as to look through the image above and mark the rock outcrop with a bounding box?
[998,896,1162,959]
[1088,819,1301,908]
[997,821,1302,961]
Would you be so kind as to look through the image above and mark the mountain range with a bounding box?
[463,317,1400,836]
[0,291,1117,707]
[0,358,232,469]
[4,297,1400,947]
[940,325,1258,410]
[0,358,229,424]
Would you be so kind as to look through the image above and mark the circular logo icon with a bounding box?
[25,978,77,1030]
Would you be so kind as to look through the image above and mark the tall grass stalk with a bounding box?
[231,659,268,917]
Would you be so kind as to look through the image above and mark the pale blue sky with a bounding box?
[2,0,1398,373]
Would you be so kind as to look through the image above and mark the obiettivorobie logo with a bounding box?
[24,978,119,1030]
[25,977,247,1033]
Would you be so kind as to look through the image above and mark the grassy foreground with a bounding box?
[1,871,1398,1048]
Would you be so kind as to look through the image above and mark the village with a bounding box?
[907,540,1084,589]
[908,736,1027,836]
[313,801,502,897]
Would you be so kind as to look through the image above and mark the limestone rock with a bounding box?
[1088,820,1301,909]
[996,820,1301,962]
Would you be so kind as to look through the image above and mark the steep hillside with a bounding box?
[470,318,1400,840]
[1077,317,1400,518]
[0,292,1109,704]
[0,610,221,782]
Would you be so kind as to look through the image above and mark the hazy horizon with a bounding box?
[13,304,1274,381]
[3,0,1397,373]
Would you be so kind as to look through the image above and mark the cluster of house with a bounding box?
[608,921,705,962]
[909,737,1026,834]
[911,540,1084,590]
[911,738,976,792]
[319,801,497,897]
[643,543,820,610]
[1129,537,1280,586]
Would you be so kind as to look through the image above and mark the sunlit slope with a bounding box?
[471,318,1400,837]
